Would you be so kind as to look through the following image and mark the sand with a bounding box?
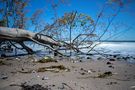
[0,55,135,90]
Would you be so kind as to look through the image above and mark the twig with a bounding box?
[62,83,74,90]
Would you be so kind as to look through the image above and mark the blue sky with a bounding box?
[27,0,135,41]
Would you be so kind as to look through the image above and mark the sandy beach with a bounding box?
[0,55,135,90]
[0,0,135,89]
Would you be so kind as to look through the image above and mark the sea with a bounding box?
[1,41,135,63]
[92,41,135,55]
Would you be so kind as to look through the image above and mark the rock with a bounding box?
[79,60,83,62]
[32,70,37,73]
[22,68,24,71]
[80,68,84,71]
[113,55,117,58]
[106,82,117,85]
[87,70,93,74]
[109,58,115,61]
[104,71,112,75]
[109,54,113,56]
[32,57,38,62]
[42,76,49,80]
[108,65,114,69]
[106,62,112,65]
[72,60,79,63]
[1,54,6,57]
[87,57,91,59]
[97,57,102,60]
[116,57,121,60]
[122,56,130,60]
[113,54,120,58]
[15,58,20,61]
[38,56,57,63]
[86,53,93,56]
[0,75,8,80]
[113,55,119,58]
[80,72,85,75]
[65,69,70,72]
[52,85,55,87]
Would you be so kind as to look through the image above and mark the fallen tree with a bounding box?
[0,27,60,54]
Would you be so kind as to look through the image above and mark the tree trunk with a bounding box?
[0,27,60,54]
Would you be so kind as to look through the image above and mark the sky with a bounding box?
[27,0,135,41]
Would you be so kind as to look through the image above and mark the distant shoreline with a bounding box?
[100,40,135,42]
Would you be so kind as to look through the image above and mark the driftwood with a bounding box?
[0,27,60,54]
[0,27,92,56]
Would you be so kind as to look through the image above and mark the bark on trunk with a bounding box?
[0,27,59,46]
[0,27,60,54]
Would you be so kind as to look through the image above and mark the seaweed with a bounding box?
[37,67,47,72]
[18,70,32,74]
[10,83,50,90]
[0,60,6,65]
[49,65,66,70]
[18,65,69,73]
[21,84,49,90]
[97,71,113,78]
[37,65,69,73]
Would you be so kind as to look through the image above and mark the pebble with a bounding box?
[109,58,115,61]
[87,70,92,74]
[107,62,112,65]
[42,76,49,80]
[0,75,8,80]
